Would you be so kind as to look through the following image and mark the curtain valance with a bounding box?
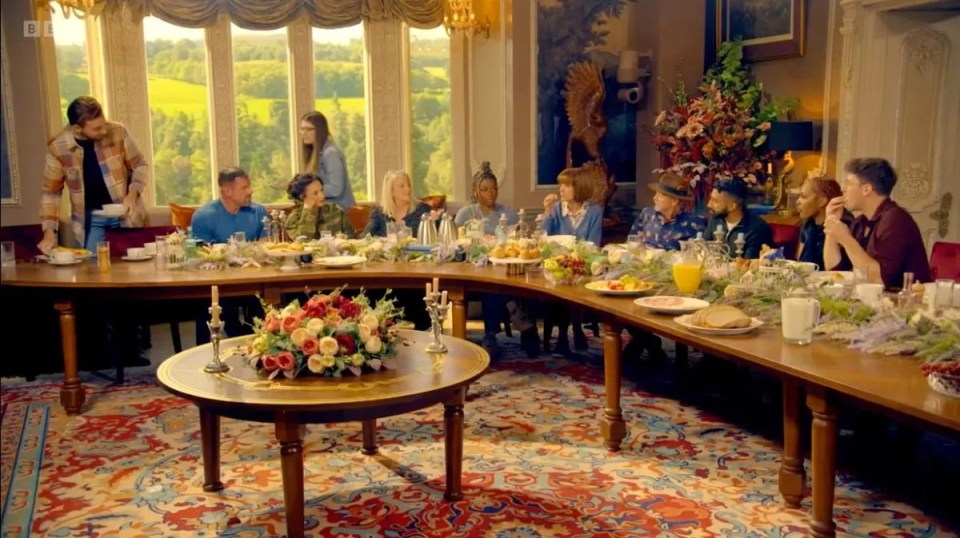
[99,0,443,29]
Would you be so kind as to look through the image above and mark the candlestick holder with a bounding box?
[204,310,230,373]
[423,291,451,353]
[734,238,746,259]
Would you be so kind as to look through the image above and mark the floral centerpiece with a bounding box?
[245,288,405,379]
[650,41,779,201]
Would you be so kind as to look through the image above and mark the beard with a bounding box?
[713,209,729,219]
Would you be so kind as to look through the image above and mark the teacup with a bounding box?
[855,283,884,305]
[53,250,76,264]
[143,242,157,255]
[789,261,819,274]
[102,203,125,214]
[127,247,146,259]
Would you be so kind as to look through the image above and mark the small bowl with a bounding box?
[102,203,125,214]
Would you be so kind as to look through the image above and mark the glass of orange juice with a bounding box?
[672,263,702,294]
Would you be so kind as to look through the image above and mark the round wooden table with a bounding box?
[156,330,489,538]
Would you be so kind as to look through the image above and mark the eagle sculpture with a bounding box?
[564,61,617,209]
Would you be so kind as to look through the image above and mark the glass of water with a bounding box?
[1,241,15,268]
[231,231,247,244]
[626,234,639,245]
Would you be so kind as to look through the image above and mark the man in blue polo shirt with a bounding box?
[191,167,268,244]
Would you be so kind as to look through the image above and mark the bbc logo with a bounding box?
[23,20,55,38]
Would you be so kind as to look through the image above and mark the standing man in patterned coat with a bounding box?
[37,96,148,253]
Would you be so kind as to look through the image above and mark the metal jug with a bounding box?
[437,213,457,245]
[417,213,438,246]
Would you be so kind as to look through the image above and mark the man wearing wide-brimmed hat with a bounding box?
[628,172,705,250]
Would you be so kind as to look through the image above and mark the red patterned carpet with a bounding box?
[1,338,957,537]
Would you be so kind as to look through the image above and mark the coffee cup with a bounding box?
[53,250,76,264]
[143,242,157,255]
[855,283,884,305]
[127,247,146,259]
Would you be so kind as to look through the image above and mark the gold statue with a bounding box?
[564,61,617,210]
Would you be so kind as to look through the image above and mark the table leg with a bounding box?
[361,419,378,455]
[807,388,838,538]
[199,408,224,492]
[55,301,85,415]
[443,387,466,502]
[275,413,305,538]
[450,285,466,339]
[779,379,805,508]
[599,322,626,452]
[675,343,689,369]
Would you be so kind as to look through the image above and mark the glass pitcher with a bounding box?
[672,240,704,294]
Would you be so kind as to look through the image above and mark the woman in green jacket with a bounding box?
[284,172,355,239]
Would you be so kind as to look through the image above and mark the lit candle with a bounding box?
[736,232,745,242]
[426,282,432,297]
[211,285,219,305]
[441,290,448,307]
[433,277,440,293]
[767,162,773,174]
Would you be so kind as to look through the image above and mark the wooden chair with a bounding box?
[347,205,373,236]
[169,203,196,229]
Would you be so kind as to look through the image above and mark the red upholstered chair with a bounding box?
[0,224,45,260]
[768,222,801,260]
[929,241,960,281]
[105,226,177,257]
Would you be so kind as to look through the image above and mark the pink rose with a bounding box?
[262,355,279,371]
[276,351,295,371]
[301,338,319,355]
[264,316,281,333]
[281,315,300,334]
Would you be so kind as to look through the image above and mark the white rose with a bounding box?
[360,314,379,329]
[350,353,365,366]
[365,335,383,354]
[290,328,310,347]
[251,335,268,354]
[319,336,340,356]
[358,324,373,342]
[320,354,336,368]
[306,318,326,337]
[307,354,326,373]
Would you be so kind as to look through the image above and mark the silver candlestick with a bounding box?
[204,308,230,373]
[423,291,451,353]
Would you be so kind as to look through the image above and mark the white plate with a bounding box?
[674,314,764,335]
[265,249,308,257]
[545,235,577,248]
[584,280,656,296]
[91,209,126,218]
[633,296,710,314]
[121,255,154,262]
[47,259,84,266]
[312,255,366,268]
[809,271,854,285]
[489,256,542,265]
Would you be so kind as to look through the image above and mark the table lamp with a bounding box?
[768,121,815,216]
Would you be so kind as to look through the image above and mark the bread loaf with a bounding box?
[691,305,751,329]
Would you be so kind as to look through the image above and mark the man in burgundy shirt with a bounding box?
[823,158,931,288]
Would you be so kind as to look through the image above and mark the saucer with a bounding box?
[48,259,83,266]
[92,209,126,218]
[121,255,154,262]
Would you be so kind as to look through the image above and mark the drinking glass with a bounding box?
[1,241,15,268]
[319,230,333,240]
[852,265,869,286]
[386,221,398,240]
[626,234,639,245]
[97,241,111,272]
[781,288,820,345]
[935,279,955,309]
[231,231,247,244]
[154,237,168,269]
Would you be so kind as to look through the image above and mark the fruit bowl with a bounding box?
[542,254,588,286]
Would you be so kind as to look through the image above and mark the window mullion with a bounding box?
[204,15,238,199]
[287,17,315,176]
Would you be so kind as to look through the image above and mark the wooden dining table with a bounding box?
[3,259,958,538]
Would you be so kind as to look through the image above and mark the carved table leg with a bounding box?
[55,301,85,414]
[449,284,466,339]
[199,408,224,492]
[361,419,378,455]
[276,412,305,538]
[443,387,466,501]
[600,321,626,452]
[779,379,805,507]
[807,387,838,538]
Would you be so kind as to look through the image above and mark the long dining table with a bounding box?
[2,259,958,538]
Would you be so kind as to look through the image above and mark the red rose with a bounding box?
[276,351,295,371]
[334,334,356,355]
[262,355,279,371]
[281,315,300,333]
[331,295,344,308]
[339,301,361,319]
[303,302,328,319]
[301,338,318,355]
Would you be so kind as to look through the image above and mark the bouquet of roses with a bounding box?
[245,288,405,379]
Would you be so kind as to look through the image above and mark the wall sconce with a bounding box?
[767,121,816,216]
[615,50,653,105]
[444,0,491,39]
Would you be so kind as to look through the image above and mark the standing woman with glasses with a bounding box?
[299,111,356,209]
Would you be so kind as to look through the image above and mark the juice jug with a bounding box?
[672,240,703,294]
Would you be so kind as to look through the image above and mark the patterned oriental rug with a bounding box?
[1,337,955,537]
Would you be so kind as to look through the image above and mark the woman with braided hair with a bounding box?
[454,161,518,234]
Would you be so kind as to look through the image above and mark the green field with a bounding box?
[424,67,448,81]
[144,76,366,121]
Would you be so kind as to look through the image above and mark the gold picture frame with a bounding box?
[716,0,806,62]
[1,32,22,206]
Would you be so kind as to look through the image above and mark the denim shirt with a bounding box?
[629,207,705,251]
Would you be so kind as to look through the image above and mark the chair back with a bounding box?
[768,222,801,260]
[0,225,44,260]
[105,226,177,257]
[169,203,196,229]
[347,205,373,236]
[930,241,960,281]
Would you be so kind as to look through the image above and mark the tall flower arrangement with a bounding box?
[651,42,779,200]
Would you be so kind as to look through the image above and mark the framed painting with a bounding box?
[711,0,805,63]
[1,34,21,206]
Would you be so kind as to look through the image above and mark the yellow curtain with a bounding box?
[104,0,443,29]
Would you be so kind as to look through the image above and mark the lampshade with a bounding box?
[767,121,815,152]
